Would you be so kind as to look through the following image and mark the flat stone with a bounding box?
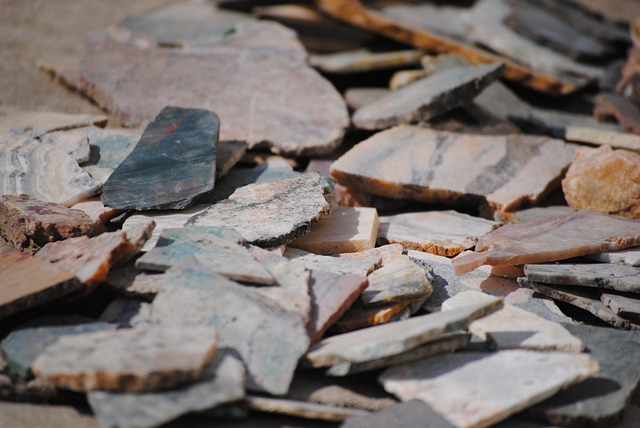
[32,326,219,392]
[284,248,381,276]
[442,290,584,352]
[80,127,139,184]
[88,352,245,428]
[70,197,122,229]
[352,63,503,130]
[563,146,640,218]
[0,111,107,136]
[78,22,348,156]
[0,246,82,319]
[331,125,577,215]
[101,106,219,211]
[119,219,156,267]
[524,263,640,293]
[309,49,422,74]
[389,70,428,91]
[331,301,413,333]
[150,258,309,395]
[498,205,577,224]
[453,210,640,275]
[380,350,598,428]
[0,134,102,207]
[104,266,163,300]
[564,0,640,24]
[289,207,379,255]
[601,293,640,323]
[216,140,247,179]
[0,317,116,378]
[378,210,499,256]
[99,297,153,328]
[524,323,640,427]
[344,88,390,110]
[188,173,331,247]
[343,400,455,428]
[35,231,134,287]
[362,256,433,308]
[0,402,98,428]
[39,129,91,163]
[588,246,640,266]
[338,244,404,265]
[0,194,97,254]
[246,396,368,422]
[304,297,502,368]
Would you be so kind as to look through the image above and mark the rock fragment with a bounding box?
[0,111,106,136]
[362,256,433,309]
[524,263,640,293]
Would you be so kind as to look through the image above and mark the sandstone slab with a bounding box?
[453,210,640,275]
[0,111,106,136]
[246,396,368,422]
[284,247,381,277]
[331,126,576,215]
[379,210,499,256]
[362,256,433,309]
[309,49,422,74]
[331,301,412,333]
[524,263,640,293]
[380,350,598,428]
[338,244,404,265]
[601,293,640,323]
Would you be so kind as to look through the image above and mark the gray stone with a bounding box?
[344,88,389,110]
[80,126,139,184]
[0,402,99,428]
[284,248,381,277]
[0,111,107,137]
[588,246,640,267]
[216,140,247,179]
[246,396,368,422]
[342,399,455,428]
[39,129,91,163]
[104,266,163,300]
[99,297,153,328]
[331,301,413,333]
[601,294,640,323]
[309,49,422,74]
[524,263,640,293]
[362,256,433,308]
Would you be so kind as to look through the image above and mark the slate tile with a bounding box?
[601,293,640,323]
[524,263,640,293]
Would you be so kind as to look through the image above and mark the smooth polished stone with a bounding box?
[362,256,433,308]
[601,293,640,323]
[524,263,640,293]
[0,111,106,136]
[284,247,381,277]
[101,106,219,211]
[309,49,422,74]
[453,211,640,275]
[331,126,576,215]
[381,350,598,428]
[289,207,379,255]
[352,63,503,130]
[246,396,368,422]
[378,210,499,256]
[78,22,348,156]
[0,194,96,254]
[32,326,219,392]
[331,301,412,333]
[188,173,331,247]
[0,246,82,319]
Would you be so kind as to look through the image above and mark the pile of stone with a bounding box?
[2,1,640,427]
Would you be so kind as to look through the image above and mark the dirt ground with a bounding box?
[0,0,183,115]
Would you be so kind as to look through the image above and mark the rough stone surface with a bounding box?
[352,63,503,130]
[0,402,99,428]
[80,127,139,184]
[101,106,219,211]
[562,146,640,218]
[39,129,91,163]
[601,293,640,323]
[104,266,164,300]
[362,256,433,308]
[0,194,97,254]
[0,246,82,320]
[378,210,499,257]
[32,326,219,392]
[309,49,422,74]
[78,22,348,156]
[380,350,598,428]
[524,263,640,293]
[343,400,455,428]
[453,210,640,275]
[331,126,576,215]
[289,206,379,255]
[284,248,381,277]
[99,297,153,328]
[594,92,640,134]
[331,301,412,333]
[246,396,368,422]
[0,111,107,136]
[344,87,390,110]
[588,246,640,267]
[188,173,331,247]
[70,197,122,229]
[338,244,404,265]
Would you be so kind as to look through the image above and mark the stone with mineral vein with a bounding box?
[380,350,598,428]
[101,106,219,211]
[331,126,576,215]
[188,173,331,247]
[352,63,503,130]
[524,263,640,293]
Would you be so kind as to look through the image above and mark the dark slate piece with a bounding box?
[101,106,219,211]
[600,294,640,323]
[342,399,455,428]
[524,263,640,293]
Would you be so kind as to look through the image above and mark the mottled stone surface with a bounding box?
[0,402,99,428]
[0,246,82,319]
[332,301,412,333]
[88,352,245,428]
[565,0,640,24]
[0,195,96,254]
[343,400,454,428]
[99,297,153,328]
[453,211,640,275]
[0,111,106,136]
[247,396,368,422]
[119,219,156,267]
[588,246,640,266]
[362,256,433,308]
[442,290,583,352]
[188,173,331,247]
[70,197,122,228]
[562,146,640,218]
[601,294,640,323]
[101,106,219,211]
[150,259,309,395]
[78,22,348,155]
[381,350,598,428]
[309,49,422,74]
[378,210,499,256]
[289,207,379,255]
[39,129,91,163]
[35,231,133,286]
[0,134,102,207]
[284,248,381,277]
[331,126,576,215]
[32,326,218,392]
[80,127,139,184]
[352,63,503,130]
[304,298,502,368]
[338,244,404,265]
[104,266,163,300]
[524,263,640,293]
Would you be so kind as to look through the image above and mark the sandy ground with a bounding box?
[0,0,182,115]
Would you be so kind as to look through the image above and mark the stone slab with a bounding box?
[216,140,247,179]
[246,396,368,422]
[284,247,381,277]
[32,326,219,392]
[39,129,91,163]
[0,194,97,254]
[101,106,219,211]
[99,297,153,329]
[289,206,379,255]
[524,263,640,293]
[595,92,640,135]
[104,266,163,300]
[378,210,499,256]
[442,290,583,352]
[588,246,640,267]
[338,244,404,265]
[188,173,331,247]
[0,402,98,428]
[70,197,122,228]
[601,293,640,323]
[344,88,389,110]
[497,205,577,225]
[304,297,502,368]
[150,258,309,395]
[453,210,640,275]
[0,246,82,320]
[380,350,598,428]
[118,218,156,267]
[88,352,245,428]
[309,49,422,74]
[362,256,433,308]
[0,111,107,136]
[343,400,455,428]
[331,301,412,333]
[331,125,576,215]
[80,127,139,184]
[352,63,503,130]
